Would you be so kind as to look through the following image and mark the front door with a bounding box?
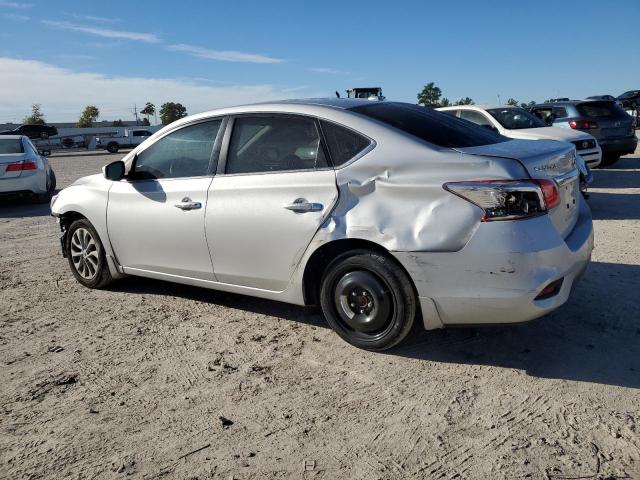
[107,119,223,280]
[206,115,338,291]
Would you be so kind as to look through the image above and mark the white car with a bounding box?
[0,135,56,202]
[437,105,602,168]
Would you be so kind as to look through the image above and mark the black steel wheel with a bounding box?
[320,250,416,351]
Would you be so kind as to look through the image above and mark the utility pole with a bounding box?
[497,94,502,105]
[131,104,139,125]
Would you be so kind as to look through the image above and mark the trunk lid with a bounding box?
[454,139,580,238]
[0,153,27,179]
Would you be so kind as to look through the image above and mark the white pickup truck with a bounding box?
[95,129,153,153]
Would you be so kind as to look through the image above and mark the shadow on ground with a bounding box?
[109,260,639,389]
[0,198,53,219]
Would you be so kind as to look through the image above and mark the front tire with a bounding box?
[601,153,620,166]
[66,219,113,288]
[319,250,416,351]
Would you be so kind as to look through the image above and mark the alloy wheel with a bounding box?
[70,227,99,280]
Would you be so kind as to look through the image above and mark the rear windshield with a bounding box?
[0,139,24,154]
[576,101,626,118]
[487,107,547,129]
[349,102,507,148]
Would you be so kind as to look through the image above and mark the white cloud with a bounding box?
[0,1,32,8]
[42,20,161,44]
[67,13,121,23]
[0,57,309,122]
[309,67,352,75]
[167,43,284,64]
[3,12,28,20]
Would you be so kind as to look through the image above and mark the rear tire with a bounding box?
[319,250,416,351]
[33,171,56,204]
[106,142,119,154]
[66,219,113,289]
[601,153,621,166]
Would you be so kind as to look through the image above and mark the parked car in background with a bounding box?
[0,124,58,140]
[0,135,56,203]
[617,90,640,110]
[530,100,637,165]
[437,104,601,168]
[51,99,593,351]
[95,128,153,153]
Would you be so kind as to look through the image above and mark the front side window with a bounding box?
[320,120,371,166]
[532,108,554,123]
[133,120,221,180]
[349,103,507,148]
[0,139,24,154]
[226,116,328,174]
[486,107,547,129]
[132,130,151,137]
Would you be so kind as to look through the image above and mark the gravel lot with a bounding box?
[1,145,639,480]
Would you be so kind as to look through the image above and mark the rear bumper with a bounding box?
[599,135,637,154]
[0,171,47,196]
[393,199,594,330]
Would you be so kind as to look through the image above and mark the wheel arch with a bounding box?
[301,238,420,312]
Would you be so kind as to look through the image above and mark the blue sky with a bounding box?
[0,0,638,122]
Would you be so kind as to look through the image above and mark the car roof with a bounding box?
[533,99,616,107]
[0,135,24,140]
[439,104,519,111]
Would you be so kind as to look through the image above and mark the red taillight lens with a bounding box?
[443,179,559,221]
[535,278,564,300]
[6,161,38,171]
[568,120,598,129]
[531,179,560,209]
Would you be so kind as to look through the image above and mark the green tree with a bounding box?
[520,101,536,109]
[454,97,475,106]
[111,119,124,127]
[140,117,151,126]
[77,105,100,128]
[159,102,187,125]
[506,98,519,106]
[140,102,155,124]
[417,82,442,107]
[23,104,46,125]
[439,98,451,107]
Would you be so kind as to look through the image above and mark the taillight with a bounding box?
[568,120,598,129]
[6,161,38,171]
[443,179,560,221]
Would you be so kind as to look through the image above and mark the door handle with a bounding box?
[174,197,202,211]
[284,198,323,213]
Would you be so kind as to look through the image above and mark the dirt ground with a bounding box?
[1,145,639,480]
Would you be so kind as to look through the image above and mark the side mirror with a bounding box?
[545,114,556,125]
[39,150,50,157]
[103,160,125,181]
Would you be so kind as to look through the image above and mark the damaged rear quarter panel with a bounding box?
[316,129,530,253]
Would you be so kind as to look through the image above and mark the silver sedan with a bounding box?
[0,135,56,202]
[51,99,593,350]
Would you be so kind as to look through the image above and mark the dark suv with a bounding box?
[618,90,640,110]
[530,100,637,166]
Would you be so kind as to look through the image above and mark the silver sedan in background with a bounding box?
[51,99,593,350]
[0,135,56,203]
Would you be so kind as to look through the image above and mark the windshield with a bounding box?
[350,102,507,148]
[0,139,24,154]
[486,107,546,129]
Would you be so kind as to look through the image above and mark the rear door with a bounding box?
[205,114,338,291]
[107,119,223,280]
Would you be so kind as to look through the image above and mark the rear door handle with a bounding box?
[174,197,202,210]
[284,198,323,213]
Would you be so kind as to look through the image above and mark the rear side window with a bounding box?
[576,102,626,118]
[349,103,507,148]
[553,107,568,119]
[134,120,221,179]
[320,121,370,166]
[132,130,151,137]
[226,116,328,174]
[0,139,24,154]
[459,110,492,126]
